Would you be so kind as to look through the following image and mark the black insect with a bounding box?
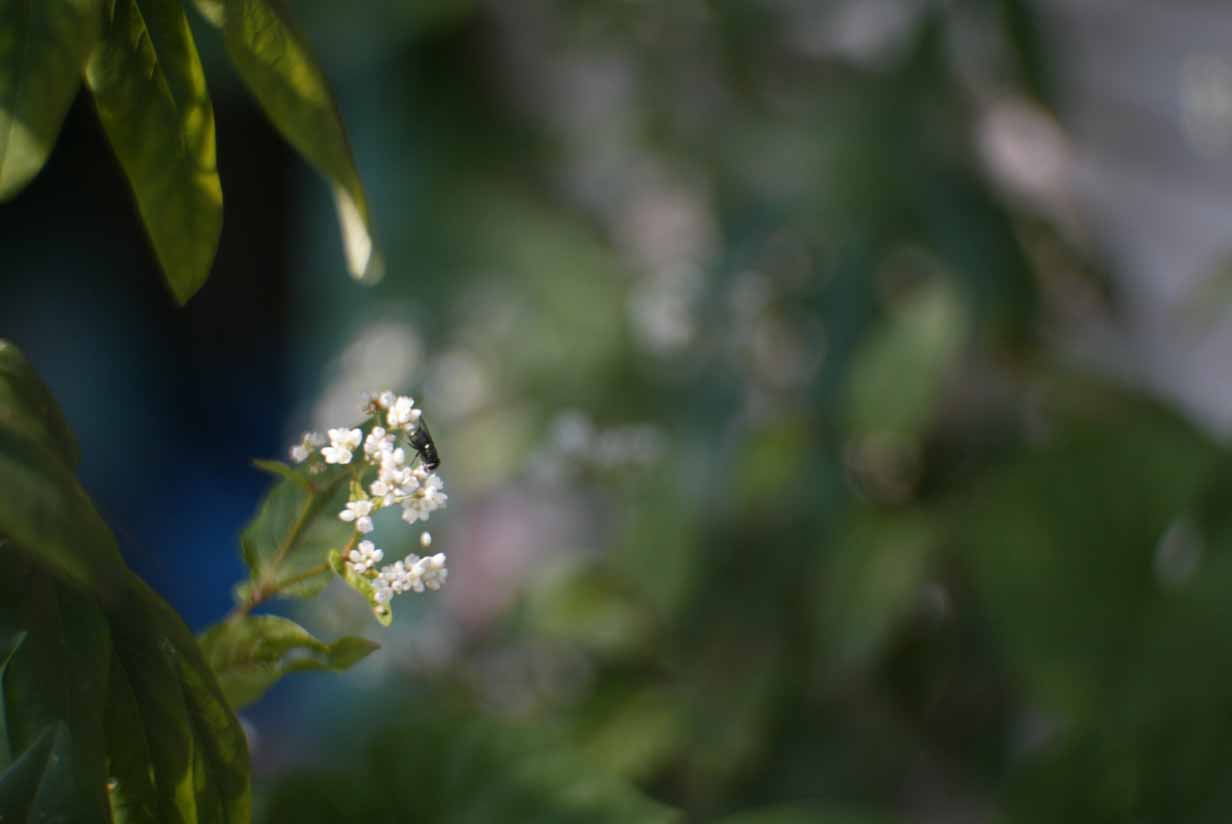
[409,418,440,470]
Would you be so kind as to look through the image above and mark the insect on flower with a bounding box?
[409,418,440,470]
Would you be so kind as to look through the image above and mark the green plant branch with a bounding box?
[228,531,361,622]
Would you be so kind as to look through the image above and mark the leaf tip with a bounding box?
[334,186,382,284]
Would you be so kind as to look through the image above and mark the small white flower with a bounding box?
[416,552,448,591]
[401,554,426,592]
[339,499,375,533]
[387,395,423,430]
[373,581,393,603]
[290,432,325,463]
[420,531,432,548]
[377,560,419,594]
[323,427,362,464]
[364,427,394,462]
[376,448,417,500]
[321,445,349,464]
[347,539,383,573]
[401,472,447,524]
[379,390,396,410]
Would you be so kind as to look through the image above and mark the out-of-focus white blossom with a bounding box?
[339,499,375,534]
[364,426,394,460]
[290,431,326,463]
[322,427,362,464]
[401,470,447,524]
[417,553,448,591]
[387,395,423,430]
[348,539,383,573]
[420,531,432,548]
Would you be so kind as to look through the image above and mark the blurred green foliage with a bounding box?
[249,1,1232,822]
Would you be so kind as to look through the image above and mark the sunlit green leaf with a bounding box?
[103,649,160,824]
[0,0,104,199]
[201,0,380,281]
[85,0,222,304]
[108,575,250,822]
[199,615,378,710]
[328,548,392,626]
[239,471,351,602]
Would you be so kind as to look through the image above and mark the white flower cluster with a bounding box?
[288,391,449,604]
[371,551,448,602]
[290,431,326,464]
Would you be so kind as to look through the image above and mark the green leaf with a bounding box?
[239,472,351,602]
[0,340,79,467]
[0,340,127,593]
[0,426,128,596]
[955,389,1214,723]
[329,548,392,626]
[103,649,160,824]
[85,0,223,304]
[845,277,966,439]
[0,0,104,199]
[815,507,937,678]
[107,575,251,823]
[204,0,381,282]
[0,723,94,821]
[952,383,1232,819]
[0,558,111,821]
[0,554,251,823]
[0,345,250,822]
[199,615,378,710]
